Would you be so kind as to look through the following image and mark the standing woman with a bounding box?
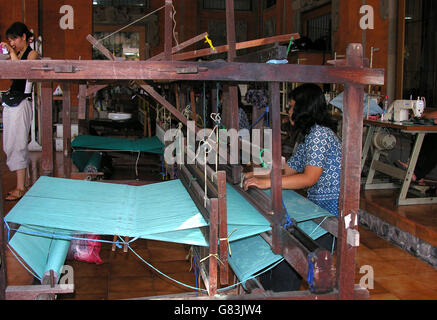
[1,22,39,201]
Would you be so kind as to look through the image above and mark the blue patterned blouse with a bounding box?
[287,124,342,216]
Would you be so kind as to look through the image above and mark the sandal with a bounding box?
[5,188,26,201]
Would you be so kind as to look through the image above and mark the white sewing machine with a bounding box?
[384,98,426,122]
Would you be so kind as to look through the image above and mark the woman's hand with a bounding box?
[244,171,254,180]
[243,176,271,191]
[1,42,18,60]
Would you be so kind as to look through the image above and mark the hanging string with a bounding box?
[135,151,141,178]
[219,228,237,256]
[204,144,208,207]
[123,237,208,293]
[210,113,221,173]
[308,216,328,238]
[171,3,179,47]
[200,253,224,266]
[7,244,42,281]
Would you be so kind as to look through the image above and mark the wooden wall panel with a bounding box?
[41,0,92,108]
[333,0,389,95]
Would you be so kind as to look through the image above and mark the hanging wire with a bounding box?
[171,3,179,47]
[97,5,166,43]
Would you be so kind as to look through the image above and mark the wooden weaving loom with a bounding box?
[0,0,385,300]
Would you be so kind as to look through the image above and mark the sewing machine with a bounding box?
[384,98,426,122]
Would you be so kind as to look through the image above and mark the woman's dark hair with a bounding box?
[289,83,337,137]
[6,22,33,41]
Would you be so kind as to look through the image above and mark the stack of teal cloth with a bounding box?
[72,135,164,154]
[264,189,334,240]
[4,177,271,280]
[227,188,334,285]
[5,177,333,286]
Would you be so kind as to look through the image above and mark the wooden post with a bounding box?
[190,88,197,126]
[208,198,219,296]
[226,0,237,62]
[78,84,87,120]
[0,170,6,300]
[225,0,239,131]
[336,44,365,300]
[62,83,72,179]
[41,82,54,175]
[269,82,283,254]
[217,171,229,285]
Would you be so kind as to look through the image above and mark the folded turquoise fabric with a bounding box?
[6,177,333,285]
[8,226,70,280]
[228,235,282,286]
[5,177,208,245]
[226,184,271,242]
[5,178,273,248]
[263,189,334,240]
[72,135,164,154]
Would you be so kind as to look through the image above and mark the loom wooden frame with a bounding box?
[0,0,384,300]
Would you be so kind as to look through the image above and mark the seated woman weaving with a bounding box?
[243,83,342,291]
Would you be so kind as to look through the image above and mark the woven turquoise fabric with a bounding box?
[8,226,70,279]
[228,235,282,285]
[5,177,208,245]
[263,189,334,239]
[226,184,271,242]
[72,135,164,154]
[5,178,273,247]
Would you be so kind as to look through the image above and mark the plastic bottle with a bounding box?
[383,96,389,113]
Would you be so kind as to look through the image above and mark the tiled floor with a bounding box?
[2,148,437,300]
[58,238,196,300]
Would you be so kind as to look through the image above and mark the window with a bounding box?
[402,0,437,106]
[203,0,252,11]
[264,0,276,9]
[301,4,332,51]
[92,0,149,60]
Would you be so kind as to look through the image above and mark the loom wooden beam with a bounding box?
[170,33,300,61]
[41,82,54,175]
[336,43,366,300]
[78,84,87,120]
[142,284,368,300]
[269,82,283,254]
[178,164,225,296]
[149,32,209,61]
[86,34,116,61]
[216,171,229,285]
[208,198,219,296]
[62,83,72,179]
[82,31,211,97]
[5,284,74,300]
[0,60,385,86]
[226,0,237,63]
[139,82,194,131]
